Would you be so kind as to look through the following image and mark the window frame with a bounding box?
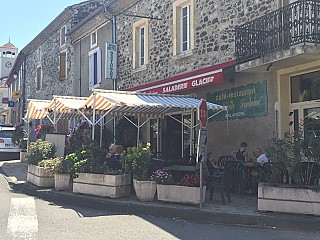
[173,0,195,56]
[88,47,102,89]
[91,31,97,49]
[133,19,149,69]
[60,25,66,46]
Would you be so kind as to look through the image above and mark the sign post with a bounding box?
[196,98,208,208]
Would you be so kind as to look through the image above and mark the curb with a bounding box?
[8,181,320,232]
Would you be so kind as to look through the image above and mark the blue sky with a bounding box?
[0,0,85,51]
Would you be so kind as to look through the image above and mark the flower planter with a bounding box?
[27,164,54,187]
[20,151,27,163]
[258,182,320,216]
[54,173,71,191]
[133,179,157,201]
[157,184,206,205]
[73,173,131,198]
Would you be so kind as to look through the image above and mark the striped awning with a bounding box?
[25,99,51,120]
[47,95,88,120]
[81,89,227,118]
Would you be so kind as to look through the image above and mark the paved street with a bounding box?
[1,174,320,240]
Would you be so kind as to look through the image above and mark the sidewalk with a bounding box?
[1,160,319,231]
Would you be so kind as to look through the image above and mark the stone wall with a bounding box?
[116,0,278,89]
[25,1,104,100]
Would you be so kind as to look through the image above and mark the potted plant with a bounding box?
[12,125,28,162]
[121,142,156,201]
[259,121,320,215]
[26,140,56,187]
[153,169,206,205]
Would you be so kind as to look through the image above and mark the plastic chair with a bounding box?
[208,166,231,205]
[225,161,246,197]
[217,155,236,167]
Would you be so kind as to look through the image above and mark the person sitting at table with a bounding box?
[231,142,249,164]
[104,144,124,171]
[207,152,224,176]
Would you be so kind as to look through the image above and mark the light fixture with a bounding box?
[13,71,18,79]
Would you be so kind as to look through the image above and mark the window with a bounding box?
[173,0,194,56]
[60,25,66,46]
[133,19,149,69]
[89,48,102,88]
[36,66,42,91]
[91,31,97,48]
[59,52,67,81]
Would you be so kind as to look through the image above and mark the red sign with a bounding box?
[2,97,9,104]
[198,99,208,128]
[127,60,236,94]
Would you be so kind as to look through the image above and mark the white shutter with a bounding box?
[89,53,94,88]
[97,48,102,84]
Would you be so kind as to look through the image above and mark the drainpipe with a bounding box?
[22,53,27,126]
[79,39,82,97]
[112,15,117,143]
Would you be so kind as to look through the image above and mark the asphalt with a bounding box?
[1,160,320,232]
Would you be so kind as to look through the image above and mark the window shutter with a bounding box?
[89,53,94,88]
[97,48,102,84]
[59,52,66,81]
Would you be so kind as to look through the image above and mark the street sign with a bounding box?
[8,101,15,107]
[12,91,22,99]
[105,43,117,79]
[2,97,9,104]
[196,128,207,163]
[198,98,208,128]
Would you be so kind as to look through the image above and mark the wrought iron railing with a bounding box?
[235,0,320,63]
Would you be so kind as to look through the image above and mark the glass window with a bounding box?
[139,27,145,66]
[0,130,13,138]
[291,70,320,103]
[181,5,190,52]
[304,107,320,139]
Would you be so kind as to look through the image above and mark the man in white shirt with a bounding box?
[253,147,269,165]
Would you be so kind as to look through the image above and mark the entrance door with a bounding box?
[162,115,182,159]
[291,103,320,138]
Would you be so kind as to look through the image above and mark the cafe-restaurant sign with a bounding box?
[206,81,268,121]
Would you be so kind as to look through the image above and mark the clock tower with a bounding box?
[0,42,18,79]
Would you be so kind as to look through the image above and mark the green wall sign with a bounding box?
[206,80,268,121]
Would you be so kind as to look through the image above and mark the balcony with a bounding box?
[235,0,320,72]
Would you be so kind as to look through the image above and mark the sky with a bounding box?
[0,0,86,51]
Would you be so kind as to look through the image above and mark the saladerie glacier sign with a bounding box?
[206,81,268,121]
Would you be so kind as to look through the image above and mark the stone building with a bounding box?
[7,0,105,126]
[114,0,320,158]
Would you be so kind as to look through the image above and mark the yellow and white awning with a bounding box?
[81,89,227,118]
[47,95,88,120]
[25,99,51,120]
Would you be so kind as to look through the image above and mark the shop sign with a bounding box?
[105,43,117,79]
[2,97,9,104]
[8,101,15,107]
[12,91,22,99]
[206,80,268,121]
[137,69,223,94]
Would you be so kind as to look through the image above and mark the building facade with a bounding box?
[114,0,319,158]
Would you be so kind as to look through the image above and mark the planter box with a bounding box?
[258,182,320,216]
[27,164,54,187]
[54,173,71,191]
[157,184,206,205]
[73,173,131,198]
[133,179,156,201]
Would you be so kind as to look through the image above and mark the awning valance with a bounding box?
[81,89,227,118]
[25,99,51,120]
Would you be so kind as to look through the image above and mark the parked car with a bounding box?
[0,125,20,159]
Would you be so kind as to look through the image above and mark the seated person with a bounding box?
[207,152,224,176]
[231,142,249,164]
[104,144,124,171]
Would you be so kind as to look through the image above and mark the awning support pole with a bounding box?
[92,93,96,140]
[137,116,140,147]
[53,98,57,133]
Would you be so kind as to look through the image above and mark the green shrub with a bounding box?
[26,140,56,165]
[38,157,62,173]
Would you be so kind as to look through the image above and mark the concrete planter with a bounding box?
[157,184,206,205]
[54,173,71,191]
[27,164,54,187]
[73,173,131,198]
[258,182,320,216]
[133,179,157,201]
[20,151,27,162]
